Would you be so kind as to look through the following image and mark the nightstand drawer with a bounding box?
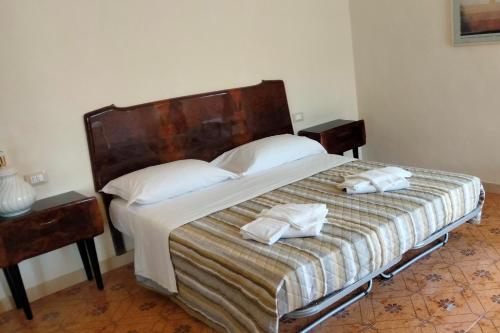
[0,198,103,265]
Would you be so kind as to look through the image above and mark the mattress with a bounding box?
[110,153,354,292]
[111,158,483,333]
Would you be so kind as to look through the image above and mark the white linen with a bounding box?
[110,153,353,293]
[210,134,326,175]
[339,166,412,194]
[372,166,412,178]
[258,203,328,230]
[240,217,290,245]
[102,159,237,205]
[240,217,325,244]
[282,220,325,238]
[358,170,402,192]
[242,203,328,244]
[341,178,410,194]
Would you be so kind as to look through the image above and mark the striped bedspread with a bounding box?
[168,160,483,333]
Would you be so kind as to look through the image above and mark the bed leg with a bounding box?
[380,233,449,280]
[296,279,373,333]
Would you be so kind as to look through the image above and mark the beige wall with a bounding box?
[350,0,500,186]
[0,0,358,304]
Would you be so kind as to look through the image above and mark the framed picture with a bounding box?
[453,0,500,45]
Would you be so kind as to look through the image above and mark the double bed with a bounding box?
[84,81,484,333]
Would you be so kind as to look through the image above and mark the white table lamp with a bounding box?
[0,151,36,217]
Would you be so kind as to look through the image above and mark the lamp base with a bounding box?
[0,207,32,218]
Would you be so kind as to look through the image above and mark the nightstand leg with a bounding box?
[3,268,22,309]
[85,238,104,290]
[76,240,93,281]
[353,147,359,159]
[8,265,32,320]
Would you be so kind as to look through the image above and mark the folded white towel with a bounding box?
[241,218,325,244]
[258,203,328,230]
[355,169,404,192]
[376,166,412,178]
[240,217,290,245]
[281,219,325,238]
[341,178,410,194]
[339,166,412,194]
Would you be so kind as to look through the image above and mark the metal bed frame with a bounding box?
[286,206,482,333]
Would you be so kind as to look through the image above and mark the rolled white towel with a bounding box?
[241,218,325,244]
[258,203,328,230]
[281,219,325,238]
[240,217,289,245]
[341,178,410,194]
[339,166,412,194]
[378,166,412,178]
[355,170,404,192]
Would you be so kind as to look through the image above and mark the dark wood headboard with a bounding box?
[84,80,293,254]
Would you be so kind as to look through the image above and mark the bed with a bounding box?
[84,80,484,333]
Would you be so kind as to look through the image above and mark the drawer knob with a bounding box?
[40,219,58,226]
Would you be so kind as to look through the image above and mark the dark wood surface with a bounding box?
[298,119,355,134]
[0,191,105,319]
[84,80,293,192]
[84,80,293,255]
[298,119,366,157]
[0,191,104,267]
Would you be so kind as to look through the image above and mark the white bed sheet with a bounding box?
[109,153,354,293]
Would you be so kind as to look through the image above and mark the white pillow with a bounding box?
[102,159,238,205]
[211,134,326,175]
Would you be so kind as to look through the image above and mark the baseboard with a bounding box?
[0,251,134,313]
[484,182,500,194]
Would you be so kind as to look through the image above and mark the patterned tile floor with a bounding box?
[1,193,499,333]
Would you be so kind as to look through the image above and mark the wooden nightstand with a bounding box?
[298,119,366,158]
[0,191,105,319]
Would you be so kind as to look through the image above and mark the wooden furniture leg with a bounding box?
[3,268,22,309]
[353,147,359,159]
[85,238,103,290]
[8,265,32,320]
[76,240,93,281]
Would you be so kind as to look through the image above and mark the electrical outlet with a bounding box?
[24,171,48,186]
[292,112,304,122]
